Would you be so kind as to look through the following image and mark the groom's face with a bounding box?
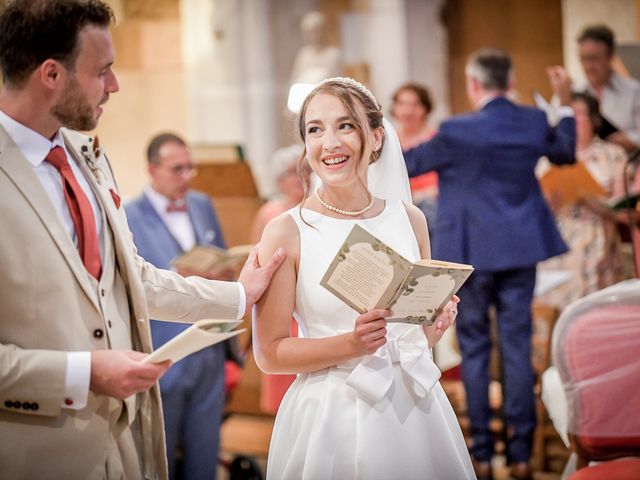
[51,26,119,131]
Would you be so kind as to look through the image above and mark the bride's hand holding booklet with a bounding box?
[320,224,473,325]
[142,319,245,365]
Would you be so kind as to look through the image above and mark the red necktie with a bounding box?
[46,146,102,279]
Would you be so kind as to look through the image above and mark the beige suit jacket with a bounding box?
[0,126,241,479]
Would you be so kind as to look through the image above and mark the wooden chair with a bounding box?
[531,302,570,473]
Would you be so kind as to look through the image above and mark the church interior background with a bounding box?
[1,1,639,478]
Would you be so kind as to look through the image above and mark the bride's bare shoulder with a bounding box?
[257,211,300,261]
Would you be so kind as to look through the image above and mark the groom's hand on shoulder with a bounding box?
[238,244,287,311]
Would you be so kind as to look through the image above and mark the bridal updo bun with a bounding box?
[298,77,386,165]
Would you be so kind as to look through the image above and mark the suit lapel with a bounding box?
[63,132,134,270]
[0,127,100,311]
[187,195,220,247]
[63,131,153,349]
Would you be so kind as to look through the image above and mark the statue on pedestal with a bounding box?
[290,11,343,84]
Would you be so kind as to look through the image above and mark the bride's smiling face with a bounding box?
[303,93,381,188]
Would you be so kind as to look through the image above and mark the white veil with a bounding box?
[368,117,412,203]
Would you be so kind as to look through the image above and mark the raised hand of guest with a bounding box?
[547,65,573,105]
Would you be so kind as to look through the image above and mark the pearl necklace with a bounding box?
[315,191,375,217]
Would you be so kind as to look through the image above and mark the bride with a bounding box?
[254,77,476,479]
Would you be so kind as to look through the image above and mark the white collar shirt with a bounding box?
[579,71,640,145]
[144,185,196,252]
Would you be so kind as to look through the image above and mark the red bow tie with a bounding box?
[166,202,188,213]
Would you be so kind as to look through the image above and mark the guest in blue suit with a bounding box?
[403,49,576,480]
[126,133,232,480]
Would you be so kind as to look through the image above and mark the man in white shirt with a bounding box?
[576,24,640,152]
[0,1,284,479]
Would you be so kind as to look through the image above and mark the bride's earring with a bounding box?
[370,146,381,164]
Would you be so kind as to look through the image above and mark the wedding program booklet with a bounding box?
[142,319,245,364]
[320,224,474,325]
[171,244,252,273]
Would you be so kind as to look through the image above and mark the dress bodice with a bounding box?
[287,199,422,341]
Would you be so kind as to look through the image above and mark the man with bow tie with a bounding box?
[125,132,238,480]
[0,2,284,479]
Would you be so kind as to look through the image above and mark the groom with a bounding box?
[0,1,284,478]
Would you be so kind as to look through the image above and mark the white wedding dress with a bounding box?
[266,200,476,480]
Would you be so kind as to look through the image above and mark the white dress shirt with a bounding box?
[0,110,95,410]
[578,71,640,145]
[144,186,197,251]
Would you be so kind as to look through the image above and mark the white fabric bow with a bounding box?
[339,338,441,403]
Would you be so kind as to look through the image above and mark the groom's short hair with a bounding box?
[0,0,113,87]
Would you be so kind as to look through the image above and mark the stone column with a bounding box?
[181,0,278,196]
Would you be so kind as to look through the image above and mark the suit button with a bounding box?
[22,403,30,410]
[13,401,21,409]
[4,400,12,408]
[93,328,104,339]
[31,402,39,411]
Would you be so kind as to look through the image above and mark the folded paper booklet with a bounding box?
[171,244,252,273]
[539,162,605,209]
[320,224,474,325]
[142,319,245,364]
